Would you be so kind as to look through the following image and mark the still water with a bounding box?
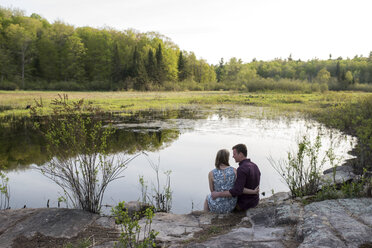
[2,108,355,214]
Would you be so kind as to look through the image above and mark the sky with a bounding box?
[2,0,372,64]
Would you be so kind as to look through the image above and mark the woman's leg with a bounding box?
[204,197,209,212]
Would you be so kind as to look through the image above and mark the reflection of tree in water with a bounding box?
[0,115,182,171]
[0,117,48,170]
[109,129,180,154]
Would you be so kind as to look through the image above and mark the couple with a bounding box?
[204,144,261,214]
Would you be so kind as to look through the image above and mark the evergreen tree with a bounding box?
[155,43,166,84]
[112,42,121,83]
[216,58,225,82]
[336,61,341,82]
[130,46,147,89]
[146,49,156,82]
[177,51,187,81]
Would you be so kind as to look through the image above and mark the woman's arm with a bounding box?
[243,186,259,195]
[208,171,214,192]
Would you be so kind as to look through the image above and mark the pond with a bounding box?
[0,106,356,214]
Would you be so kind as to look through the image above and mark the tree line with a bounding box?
[1,6,372,92]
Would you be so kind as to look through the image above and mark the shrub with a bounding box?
[47,81,84,91]
[269,134,329,198]
[31,94,139,213]
[111,201,158,248]
[0,81,18,90]
[348,83,372,92]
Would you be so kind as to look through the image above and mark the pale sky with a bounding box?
[2,0,372,64]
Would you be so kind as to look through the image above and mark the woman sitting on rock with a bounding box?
[204,149,259,214]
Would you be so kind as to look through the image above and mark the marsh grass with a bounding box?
[1,90,371,118]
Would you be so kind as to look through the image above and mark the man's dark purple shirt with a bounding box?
[229,159,261,210]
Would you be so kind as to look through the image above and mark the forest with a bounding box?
[1,6,372,92]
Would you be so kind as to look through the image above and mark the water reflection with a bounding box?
[0,107,207,170]
[1,108,356,214]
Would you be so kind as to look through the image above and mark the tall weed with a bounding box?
[269,134,328,197]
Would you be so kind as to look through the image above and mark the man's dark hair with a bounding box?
[232,144,247,157]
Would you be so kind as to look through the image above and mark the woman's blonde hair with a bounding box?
[215,149,230,169]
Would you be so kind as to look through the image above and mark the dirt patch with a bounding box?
[12,225,120,248]
[183,211,248,245]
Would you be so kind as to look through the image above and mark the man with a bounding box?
[211,144,261,211]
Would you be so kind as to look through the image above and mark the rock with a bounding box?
[181,196,372,248]
[139,212,204,244]
[185,226,290,248]
[0,208,119,248]
[1,195,372,248]
[260,191,291,205]
[298,198,372,248]
[124,200,153,217]
[321,165,356,186]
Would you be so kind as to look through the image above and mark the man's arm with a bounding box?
[211,190,231,199]
[243,186,259,195]
[212,186,259,199]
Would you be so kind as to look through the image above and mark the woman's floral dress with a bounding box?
[207,166,237,213]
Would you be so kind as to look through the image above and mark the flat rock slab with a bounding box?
[1,197,372,248]
[0,208,118,248]
[182,198,372,248]
[299,198,372,248]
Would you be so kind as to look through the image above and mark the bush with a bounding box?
[348,83,372,92]
[314,95,372,173]
[32,94,139,213]
[233,78,328,93]
[85,80,112,91]
[112,201,158,248]
[0,81,18,90]
[47,81,84,91]
[269,134,330,198]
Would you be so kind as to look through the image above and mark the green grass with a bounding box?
[1,90,371,118]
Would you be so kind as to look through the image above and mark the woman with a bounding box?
[204,149,259,214]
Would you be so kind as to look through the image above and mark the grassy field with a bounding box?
[1,90,371,118]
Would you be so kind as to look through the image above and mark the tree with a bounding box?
[32,95,139,213]
[177,51,192,81]
[5,18,41,88]
[111,42,121,83]
[35,34,58,81]
[177,51,185,81]
[0,47,14,82]
[130,46,147,89]
[146,48,156,82]
[76,27,113,82]
[316,68,331,84]
[216,58,225,82]
[155,43,166,84]
[345,71,353,84]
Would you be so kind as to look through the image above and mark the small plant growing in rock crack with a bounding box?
[63,237,92,248]
[112,201,158,248]
[139,154,172,213]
